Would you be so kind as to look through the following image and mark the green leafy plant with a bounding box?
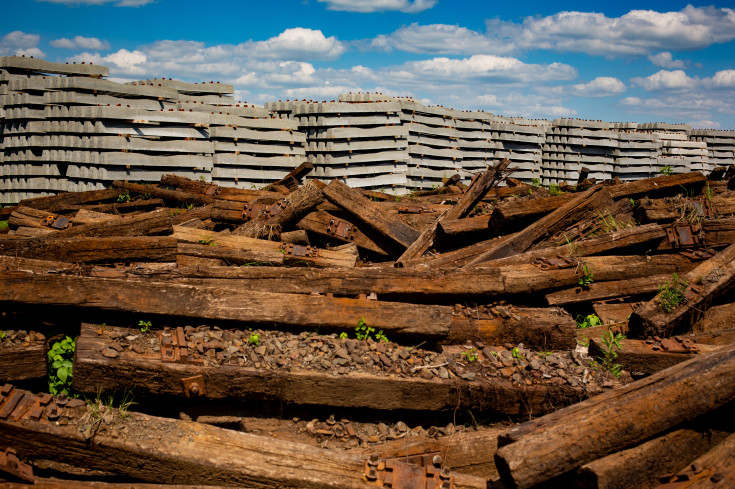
[704,183,714,202]
[0,220,7,230]
[629,198,636,207]
[598,330,625,377]
[48,336,76,396]
[198,236,216,246]
[548,184,563,196]
[463,347,478,362]
[339,332,349,340]
[117,190,131,203]
[576,314,602,329]
[138,320,151,333]
[531,178,541,188]
[355,317,375,341]
[537,351,552,358]
[374,330,389,343]
[248,332,260,346]
[141,192,152,200]
[657,273,688,312]
[660,165,674,176]
[578,263,594,287]
[0,331,5,339]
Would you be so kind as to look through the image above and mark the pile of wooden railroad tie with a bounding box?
[0,159,734,489]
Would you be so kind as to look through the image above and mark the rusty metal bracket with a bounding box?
[266,199,290,218]
[159,326,193,364]
[679,248,716,261]
[242,203,268,221]
[397,205,430,214]
[532,256,577,270]
[0,448,34,483]
[326,219,356,240]
[42,214,71,230]
[665,223,704,249]
[204,185,221,196]
[649,336,699,354]
[363,452,455,488]
[281,243,318,258]
[182,375,206,398]
[658,461,714,488]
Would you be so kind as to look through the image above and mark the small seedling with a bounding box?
[629,198,636,207]
[198,236,216,246]
[657,273,688,313]
[598,330,625,377]
[339,332,348,340]
[138,320,151,333]
[660,165,674,176]
[531,178,541,188]
[117,190,131,203]
[248,332,260,346]
[576,314,602,329]
[374,330,389,343]
[0,331,5,339]
[549,184,563,196]
[48,336,75,396]
[0,220,7,230]
[578,263,594,287]
[463,347,478,362]
[355,317,375,341]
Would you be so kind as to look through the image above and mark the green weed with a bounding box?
[660,166,674,176]
[578,263,594,287]
[117,190,131,203]
[576,314,602,329]
[248,332,260,346]
[48,336,76,396]
[657,273,688,313]
[138,320,151,333]
[462,347,478,362]
[598,330,625,377]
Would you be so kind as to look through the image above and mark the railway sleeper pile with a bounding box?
[0,161,734,488]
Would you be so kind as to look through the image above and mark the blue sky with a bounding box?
[2,0,735,128]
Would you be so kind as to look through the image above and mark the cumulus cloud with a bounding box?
[632,70,699,91]
[705,70,735,89]
[317,0,436,13]
[569,77,626,97]
[247,28,345,60]
[38,0,155,6]
[68,49,147,75]
[388,54,577,84]
[368,23,511,55]
[485,5,735,56]
[647,51,685,69]
[50,35,110,50]
[618,92,734,126]
[0,31,46,58]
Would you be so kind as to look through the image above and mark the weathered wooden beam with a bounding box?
[322,179,421,254]
[0,236,178,263]
[545,274,674,306]
[263,161,313,190]
[176,242,283,266]
[0,255,80,274]
[173,225,356,268]
[112,180,214,206]
[606,172,707,200]
[0,386,391,488]
[8,207,66,232]
[396,159,509,263]
[55,209,172,238]
[8,188,124,215]
[494,343,735,489]
[629,242,735,338]
[295,210,390,256]
[0,271,451,338]
[73,324,581,417]
[0,345,46,383]
[468,186,613,264]
[232,181,323,238]
[485,193,577,236]
[576,423,732,489]
[588,337,718,375]
[160,174,282,203]
[654,431,735,488]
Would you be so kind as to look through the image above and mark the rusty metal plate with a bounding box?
[281,243,318,258]
[665,224,704,249]
[242,203,267,221]
[204,185,220,196]
[42,215,71,230]
[182,375,206,398]
[266,199,290,218]
[326,219,356,240]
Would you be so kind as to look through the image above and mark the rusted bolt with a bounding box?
[189,383,200,396]
[57,392,68,407]
[440,466,451,480]
[441,482,451,489]
[691,461,703,474]
[432,454,443,467]
[46,403,60,421]
[366,466,378,481]
[710,472,724,483]
[368,453,380,466]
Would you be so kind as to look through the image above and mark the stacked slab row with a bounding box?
[488,116,548,184]
[690,129,735,170]
[611,123,661,182]
[542,119,616,185]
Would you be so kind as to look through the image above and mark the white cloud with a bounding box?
[618,93,734,125]
[485,5,735,56]
[569,77,626,97]
[0,31,46,58]
[68,49,147,75]
[687,120,720,129]
[247,28,345,60]
[389,55,577,84]
[705,70,735,89]
[647,51,685,69]
[37,0,155,6]
[632,70,699,91]
[50,35,110,50]
[466,91,577,118]
[317,0,436,13]
[368,23,510,55]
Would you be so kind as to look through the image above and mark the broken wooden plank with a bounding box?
[322,179,420,254]
[0,386,402,489]
[0,236,178,263]
[0,271,452,338]
[494,343,735,489]
[0,345,46,383]
[263,161,313,190]
[172,226,356,268]
[629,242,735,338]
[295,210,389,256]
[468,186,613,264]
[232,181,323,238]
[606,172,707,200]
[396,159,509,263]
[73,324,582,417]
[576,423,732,489]
[112,180,214,206]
